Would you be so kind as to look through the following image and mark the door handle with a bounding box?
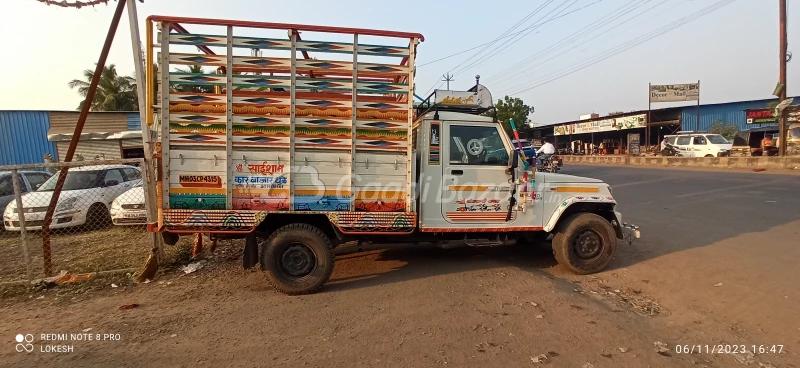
[451,170,463,176]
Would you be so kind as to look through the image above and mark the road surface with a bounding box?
[1,165,797,367]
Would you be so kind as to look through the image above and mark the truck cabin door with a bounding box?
[440,122,514,225]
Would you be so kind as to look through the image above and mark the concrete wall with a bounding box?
[562,155,800,170]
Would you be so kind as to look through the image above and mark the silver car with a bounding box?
[0,171,53,229]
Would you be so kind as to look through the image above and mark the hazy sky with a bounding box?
[0,0,796,124]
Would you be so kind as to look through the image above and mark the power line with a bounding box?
[416,0,601,69]
[504,0,737,96]
[491,0,672,88]
[452,0,602,77]
[444,1,554,76]
[450,0,577,76]
[484,0,643,83]
[495,0,684,93]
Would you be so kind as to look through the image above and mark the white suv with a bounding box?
[3,165,142,231]
[665,133,733,157]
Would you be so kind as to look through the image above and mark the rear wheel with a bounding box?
[552,213,616,274]
[260,224,334,295]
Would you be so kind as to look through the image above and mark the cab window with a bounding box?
[693,136,707,145]
[449,125,509,166]
[676,136,691,146]
[667,137,677,145]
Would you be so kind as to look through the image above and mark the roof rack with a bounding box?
[415,76,495,119]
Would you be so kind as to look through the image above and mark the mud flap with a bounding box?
[243,232,258,269]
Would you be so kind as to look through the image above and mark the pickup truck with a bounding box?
[144,16,640,294]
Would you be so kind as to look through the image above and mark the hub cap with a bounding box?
[572,230,602,259]
[280,244,316,277]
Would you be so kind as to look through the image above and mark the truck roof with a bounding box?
[419,111,494,123]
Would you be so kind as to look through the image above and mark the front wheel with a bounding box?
[260,224,334,295]
[552,213,616,274]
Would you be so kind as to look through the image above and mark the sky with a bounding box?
[0,0,796,125]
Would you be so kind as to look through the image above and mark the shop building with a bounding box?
[533,96,798,155]
[0,110,143,166]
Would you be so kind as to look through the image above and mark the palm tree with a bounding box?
[68,64,139,111]
[174,64,214,93]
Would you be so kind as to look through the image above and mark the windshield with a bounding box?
[38,170,104,192]
[706,134,729,144]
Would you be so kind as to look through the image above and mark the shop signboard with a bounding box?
[746,106,799,124]
[650,83,699,102]
[570,114,647,134]
[627,133,641,155]
[553,124,572,136]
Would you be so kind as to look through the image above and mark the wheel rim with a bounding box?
[280,243,316,277]
[571,229,603,260]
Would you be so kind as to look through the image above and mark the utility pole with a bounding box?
[779,0,788,156]
[442,73,454,90]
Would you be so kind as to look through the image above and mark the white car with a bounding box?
[665,133,733,157]
[110,185,147,225]
[3,165,142,231]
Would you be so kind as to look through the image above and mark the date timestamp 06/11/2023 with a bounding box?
[675,345,784,355]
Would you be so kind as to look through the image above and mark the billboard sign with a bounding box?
[650,83,699,102]
[746,106,800,124]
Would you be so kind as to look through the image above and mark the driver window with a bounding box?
[449,125,509,166]
[693,136,707,145]
[103,169,124,186]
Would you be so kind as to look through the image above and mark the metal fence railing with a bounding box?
[0,158,152,286]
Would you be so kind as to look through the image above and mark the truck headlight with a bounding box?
[111,200,122,211]
[56,197,77,212]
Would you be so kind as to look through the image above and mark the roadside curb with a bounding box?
[562,155,800,170]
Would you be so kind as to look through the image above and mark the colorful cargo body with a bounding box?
[146,16,639,295]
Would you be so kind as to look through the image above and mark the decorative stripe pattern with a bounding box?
[445,212,514,222]
[327,212,415,234]
[420,226,544,233]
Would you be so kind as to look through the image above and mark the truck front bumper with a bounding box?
[612,210,640,241]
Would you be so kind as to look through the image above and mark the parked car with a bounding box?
[110,184,147,225]
[665,132,733,157]
[3,165,142,231]
[512,139,537,158]
[0,171,53,229]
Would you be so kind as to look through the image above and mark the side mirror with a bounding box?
[105,180,120,187]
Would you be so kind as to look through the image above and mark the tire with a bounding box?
[86,203,111,230]
[260,224,334,295]
[552,213,616,274]
[704,154,714,158]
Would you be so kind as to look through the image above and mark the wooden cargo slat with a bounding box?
[356,44,409,57]
[170,73,227,86]
[296,40,354,54]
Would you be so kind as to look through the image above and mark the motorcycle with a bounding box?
[535,155,561,173]
[660,143,683,157]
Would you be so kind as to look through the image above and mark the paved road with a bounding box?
[2,165,798,368]
[561,164,800,363]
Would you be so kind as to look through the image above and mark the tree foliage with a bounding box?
[709,120,739,141]
[174,64,214,93]
[68,64,138,111]
[487,96,532,136]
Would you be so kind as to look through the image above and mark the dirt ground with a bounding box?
[1,165,798,367]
